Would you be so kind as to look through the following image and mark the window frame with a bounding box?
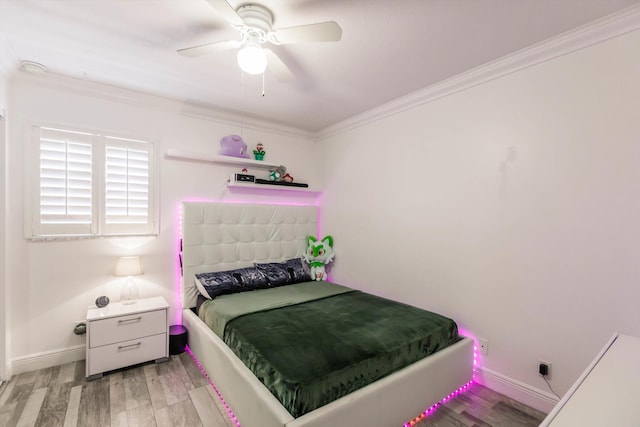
[26,122,159,239]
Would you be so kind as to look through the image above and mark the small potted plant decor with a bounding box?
[253,143,265,161]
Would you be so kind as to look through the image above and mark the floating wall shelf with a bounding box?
[165,149,279,169]
[226,180,320,194]
[166,149,320,194]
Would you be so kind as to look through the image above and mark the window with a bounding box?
[28,125,157,238]
[104,137,152,235]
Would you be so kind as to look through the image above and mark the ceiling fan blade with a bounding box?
[204,0,244,26]
[271,21,342,44]
[265,49,294,81]
[178,40,240,57]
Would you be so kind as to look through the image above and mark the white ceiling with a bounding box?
[1,0,639,132]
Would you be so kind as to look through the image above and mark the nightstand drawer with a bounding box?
[89,309,167,348]
[87,333,167,376]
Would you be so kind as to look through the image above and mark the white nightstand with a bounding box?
[86,296,169,379]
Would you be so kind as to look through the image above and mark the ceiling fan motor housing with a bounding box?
[236,4,274,41]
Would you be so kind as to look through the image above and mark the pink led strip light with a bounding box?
[186,345,242,427]
[403,381,474,426]
[404,337,478,426]
[187,339,478,427]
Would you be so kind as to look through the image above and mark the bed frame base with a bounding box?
[184,308,474,427]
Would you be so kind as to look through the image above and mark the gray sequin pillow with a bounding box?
[254,258,312,287]
[195,267,269,299]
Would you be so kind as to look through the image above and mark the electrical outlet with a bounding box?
[478,338,489,356]
[538,360,552,380]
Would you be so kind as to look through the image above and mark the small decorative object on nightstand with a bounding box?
[85,296,169,380]
[114,256,143,304]
[95,295,110,308]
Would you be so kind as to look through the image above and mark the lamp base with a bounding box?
[121,276,139,305]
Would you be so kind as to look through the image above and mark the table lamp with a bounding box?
[114,256,143,305]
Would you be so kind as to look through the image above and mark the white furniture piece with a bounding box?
[166,149,281,169]
[181,202,474,427]
[165,150,320,193]
[540,332,640,426]
[86,296,169,379]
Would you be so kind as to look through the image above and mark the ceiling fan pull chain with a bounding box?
[240,71,245,138]
[262,71,266,97]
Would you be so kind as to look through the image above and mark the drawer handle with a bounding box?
[118,342,142,350]
[118,316,142,324]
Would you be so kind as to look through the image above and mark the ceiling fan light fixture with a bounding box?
[237,42,267,75]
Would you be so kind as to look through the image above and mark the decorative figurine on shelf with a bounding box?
[282,173,294,182]
[269,165,287,181]
[219,135,249,159]
[302,235,335,281]
[253,143,265,161]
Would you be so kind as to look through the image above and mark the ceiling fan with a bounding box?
[178,0,342,80]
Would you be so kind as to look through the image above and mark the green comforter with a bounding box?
[199,281,460,418]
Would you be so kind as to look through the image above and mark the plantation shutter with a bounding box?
[104,137,154,235]
[35,127,95,235]
[29,125,157,238]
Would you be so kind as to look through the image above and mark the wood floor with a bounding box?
[0,352,547,427]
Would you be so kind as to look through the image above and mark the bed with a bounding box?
[181,202,474,427]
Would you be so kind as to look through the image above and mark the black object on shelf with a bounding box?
[234,173,255,182]
[169,324,188,355]
[255,179,309,188]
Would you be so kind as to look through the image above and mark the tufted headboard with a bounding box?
[181,202,319,309]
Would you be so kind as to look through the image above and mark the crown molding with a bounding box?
[315,4,640,140]
[180,103,315,140]
[12,71,314,141]
[0,37,13,65]
[13,71,182,112]
[0,36,17,82]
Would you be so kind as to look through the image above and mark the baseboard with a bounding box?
[11,345,85,376]
[475,366,559,414]
[7,345,559,414]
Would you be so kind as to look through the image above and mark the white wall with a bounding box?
[320,28,640,411]
[0,63,8,381]
[5,72,320,374]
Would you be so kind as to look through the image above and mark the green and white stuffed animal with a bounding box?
[302,235,335,281]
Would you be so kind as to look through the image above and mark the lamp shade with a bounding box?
[114,256,143,277]
[237,43,267,75]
